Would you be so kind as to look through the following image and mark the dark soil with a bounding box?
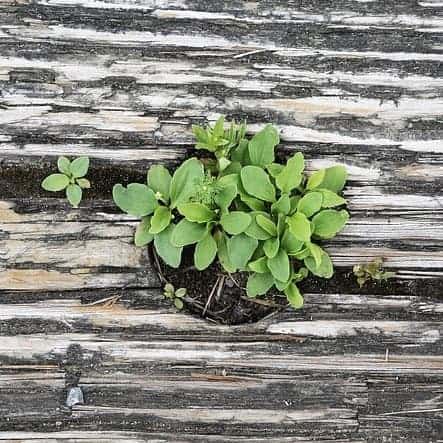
[149,246,288,325]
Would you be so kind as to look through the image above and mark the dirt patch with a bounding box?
[150,246,287,325]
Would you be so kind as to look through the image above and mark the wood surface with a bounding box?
[0,0,442,441]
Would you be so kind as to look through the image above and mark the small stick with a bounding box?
[203,276,222,316]
[152,248,168,284]
[233,48,270,59]
[83,295,120,307]
[215,275,226,301]
[240,295,281,308]
[380,408,443,416]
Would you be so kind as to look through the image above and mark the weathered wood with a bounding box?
[0,0,442,440]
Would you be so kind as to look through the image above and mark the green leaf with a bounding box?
[194,233,217,270]
[306,169,325,190]
[281,229,304,255]
[240,193,266,211]
[149,206,171,234]
[154,224,183,268]
[42,173,69,192]
[274,277,291,291]
[267,248,290,282]
[263,237,279,258]
[220,211,251,235]
[275,152,304,193]
[147,165,171,201]
[113,183,158,217]
[271,193,291,215]
[245,212,273,240]
[70,157,89,178]
[246,272,274,298]
[76,178,91,189]
[57,156,71,175]
[178,203,215,223]
[240,166,276,202]
[285,283,304,309]
[307,166,347,192]
[215,184,237,211]
[305,250,333,278]
[174,298,184,310]
[66,184,82,208]
[297,192,322,217]
[213,115,225,137]
[248,256,269,273]
[312,209,349,239]
[175,288,186,298]
[287,212,311,242]
[320,165,347,192]
[292,247,310,260]
[227,233,258,269]
[171,219,207,247]
[169,158,204,208]
[134,217,154,246]
[256,215,277,236]
[215,231,236,273]
[306,242,323,268]
[319,189,346,208]
[248,124,279,166]
[267,163,284,178]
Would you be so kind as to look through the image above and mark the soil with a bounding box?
[149,246,288,325]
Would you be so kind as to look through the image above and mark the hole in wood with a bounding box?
[148,245,287,325]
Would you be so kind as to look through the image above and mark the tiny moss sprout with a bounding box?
[113,117,350,310]
[42,156,90,208]
[163,283,187,310]
[353,258,395,288]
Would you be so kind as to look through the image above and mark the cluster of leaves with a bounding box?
[112,117,349,309]
[353,258,395,287]
[163,283,187,310]
[41,157,91,207]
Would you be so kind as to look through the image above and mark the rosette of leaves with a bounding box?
[192,116,247,172]
[193,122,349,309]
[113,117,350,311]
[41,156,90,207]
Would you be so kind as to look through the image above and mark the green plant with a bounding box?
[163,283,187,310]
[353,258,395,287]
[113,117,350,309]
[42,156,90,207]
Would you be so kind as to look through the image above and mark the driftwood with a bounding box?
[0,0,442,440]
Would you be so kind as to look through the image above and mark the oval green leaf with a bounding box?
[297,192,323,217]
[171,219,207,247]
[285,283,304,309]
[113,183,158,217]
[134,216,154,247]
[220,211,252,235]
[312,209,349,239]
[227,233,258,269]
[154,224,182,268]
[178,203,215,223]
[57,156,71,175]
[169,158,204,208]
[287,212,311,242]
[194,233,217,270]
[148,165,171,201]
[246,272,275,298]
[267,248,290,283]
[66,184,82,208]
[248,124,279,167]
[240,166,276,202]
[42,173,69,192]
[70,157,89,178]
[149,206,171,234]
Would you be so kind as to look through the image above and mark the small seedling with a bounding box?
[42,156,91,208]
[163,283,187,310]
[353,258,395,287]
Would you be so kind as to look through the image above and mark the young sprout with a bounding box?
[163,283,187,310]
[42,156,90,208]
[353,258,395,288]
